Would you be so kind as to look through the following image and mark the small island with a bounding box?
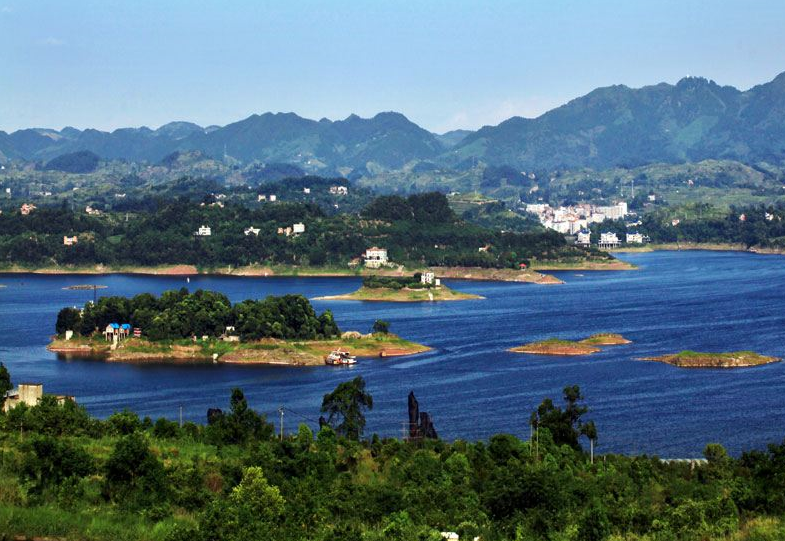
[314,274,483,302]
[48,289,429,365]
[510,334,631,356]
[640,350,780,368]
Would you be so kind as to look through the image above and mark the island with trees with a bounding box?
[314,274,484,302]
[1,370,785,541]
[48,289,429,365]
[640,350,780,368]
[510,334,631,356]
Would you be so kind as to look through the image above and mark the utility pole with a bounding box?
[590,438,594,465]
[179,406,183,428]
[278,407,284,441]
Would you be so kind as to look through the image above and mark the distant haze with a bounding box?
[1,0,785,133]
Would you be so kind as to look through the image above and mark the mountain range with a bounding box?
[2,72,784,173]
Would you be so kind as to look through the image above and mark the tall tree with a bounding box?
[0,363,11,398]
[320,377,374,440]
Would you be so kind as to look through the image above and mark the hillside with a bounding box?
[449,72,785,169]
[2,72,785,174]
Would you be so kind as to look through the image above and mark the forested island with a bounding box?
[1,374,785,541]
[315,274,484,302]
[48,289,428,364]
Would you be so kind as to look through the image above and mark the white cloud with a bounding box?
[39,37,66,47]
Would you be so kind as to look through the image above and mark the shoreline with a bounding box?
[48,333,431,366]
[0,261,638,283]
[612,242,785,256]
[313,285,485,302]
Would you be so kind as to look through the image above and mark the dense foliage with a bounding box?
[2,376,785,541]
[55,289,340,341]
[362,274,430,290]
[0,192,599,269]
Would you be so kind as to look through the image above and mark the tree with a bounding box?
[55,307,82,335]
[373,319,390,334]
[0,362,11,398]
[104,432,169,510]
[200,466,285,541]
[531,385,591,450]
[320,377,374,440]
[21,435,94,494]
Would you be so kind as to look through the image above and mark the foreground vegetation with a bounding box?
[2,374,785,541]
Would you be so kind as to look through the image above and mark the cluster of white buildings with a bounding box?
[577,230,647,248]
[525,202,629,235]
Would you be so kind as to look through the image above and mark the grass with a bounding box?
[0,503,189,541]
[642,350,780,368]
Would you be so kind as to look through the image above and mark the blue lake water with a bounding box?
[1,250,785,457]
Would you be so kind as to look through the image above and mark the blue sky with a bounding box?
[1,0,784,133]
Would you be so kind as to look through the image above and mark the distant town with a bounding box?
[523,201,649,248]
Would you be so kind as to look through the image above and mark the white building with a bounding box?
[244,226,261,236]
[63,235,78,246]
[626,232,645,244]
[292,222,305,235]
[576,231,591,246]
[196,225,212,236]
[595,202,628,220]
[257,194,267,202]
[364,247,388,268]
[598,232,621,249]
[269,195,277,202]
[421,272,435,285]
[303,187,311,194]
[330,185,348,195]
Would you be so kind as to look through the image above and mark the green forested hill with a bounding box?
[449,73,785,170]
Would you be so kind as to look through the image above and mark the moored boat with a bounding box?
[325,349,357,365]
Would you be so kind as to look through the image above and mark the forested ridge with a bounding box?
[1,374,785,541]
[0,192,601,269]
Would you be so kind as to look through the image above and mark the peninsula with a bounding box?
[510,334,631,356]
[314,274,484,302]
[640,351,780,368]
[49,289,429,365]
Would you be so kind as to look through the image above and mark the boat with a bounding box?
[324,349,357,365]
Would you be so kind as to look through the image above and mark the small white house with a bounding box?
[63,235,78,246]
[292,222,305,235]
[626,232,644,244]
[303,187,311,194]
[421,272,435,285]
[257,194,267,202]
[598,232,621,249]
[329,185,348,195]
[196,225,212,236]
[244,226,261,236]
[576,230,591,246]
[364,247,388,268]
[269,195,277,202]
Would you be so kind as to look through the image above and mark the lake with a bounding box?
[2,250,785,457]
